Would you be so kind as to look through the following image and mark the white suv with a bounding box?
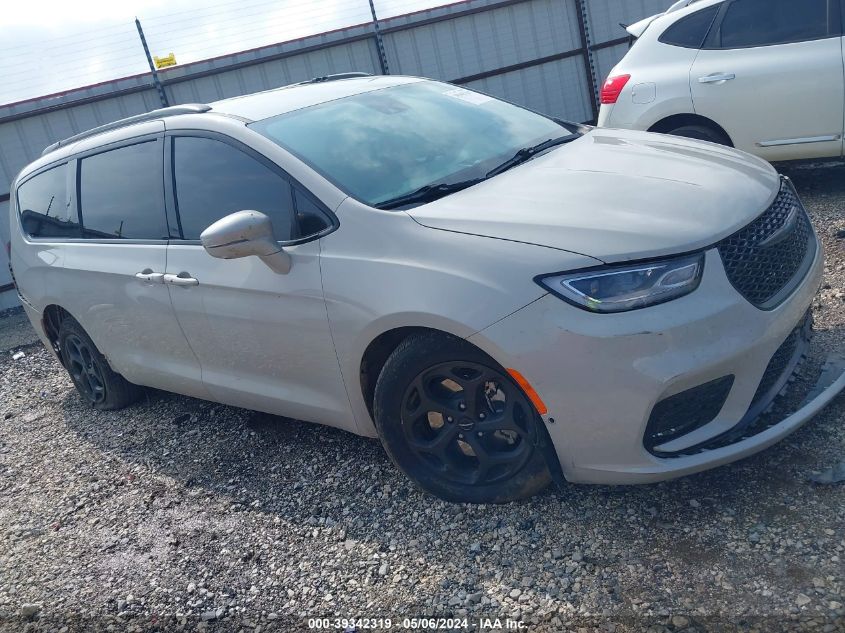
[8,75,845,503]
[598,0,845,162]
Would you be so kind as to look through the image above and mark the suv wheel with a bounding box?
[58,317,143,410]
[373,332,552,503]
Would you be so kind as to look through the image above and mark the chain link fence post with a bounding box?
[574,0,598,122]
[368,0,391,75]
[135,17,170,108]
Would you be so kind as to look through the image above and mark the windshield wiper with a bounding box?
[376,133,579,210]
[376,178,484,210]
[485,134,578,179]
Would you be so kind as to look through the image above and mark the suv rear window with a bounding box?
[716,0,831,48]
[17,164,79,238]
[659,5,719,48]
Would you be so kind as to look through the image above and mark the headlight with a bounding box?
[536,253,704,313]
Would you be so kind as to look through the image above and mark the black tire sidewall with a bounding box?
[667,125,728,146]
[58,318,141,411]
[373,332,551,503]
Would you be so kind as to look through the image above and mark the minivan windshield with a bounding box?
[249,81,575,208]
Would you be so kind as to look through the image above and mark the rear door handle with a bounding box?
[135,269,165,283]
[164,273,199,287]
[699,73,736,84]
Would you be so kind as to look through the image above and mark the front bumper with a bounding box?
[469,246,844,484]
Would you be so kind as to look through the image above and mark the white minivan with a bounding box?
[599,0,845,162]
[8,75,845,502]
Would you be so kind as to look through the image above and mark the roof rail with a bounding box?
[41,103,212,156]
[296,72,372,86]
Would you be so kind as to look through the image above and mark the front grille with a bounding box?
[717,178,815,309]
[645,375,734,454]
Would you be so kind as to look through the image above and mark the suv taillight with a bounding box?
[600,74,631,105]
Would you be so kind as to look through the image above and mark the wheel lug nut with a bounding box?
[459,403,466,410]
[446,416,453,423]
[478,413,486,420]
[477,432,483,437]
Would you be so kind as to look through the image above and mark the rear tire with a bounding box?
[373,332,552,503]
[58,317,143,410]
[664,124,731,146]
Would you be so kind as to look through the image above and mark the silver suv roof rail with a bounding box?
[41,103,212,156]
[296,72,372,85]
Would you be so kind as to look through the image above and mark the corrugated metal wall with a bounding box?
[381,0,592,122]
[0,0,675,301]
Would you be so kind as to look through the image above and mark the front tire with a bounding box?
[373,332,552,503]
[58,317,143,410]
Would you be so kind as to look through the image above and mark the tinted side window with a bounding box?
[172,136,295,241]
[79,141,168,239]
[17,165,79,238]
[292,188,331,239]
[718,0,830,48]
[660,6,719,48]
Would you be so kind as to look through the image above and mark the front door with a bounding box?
[163,133,353,429]
[690,0,844,161]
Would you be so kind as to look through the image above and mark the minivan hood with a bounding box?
[406,128,780,264]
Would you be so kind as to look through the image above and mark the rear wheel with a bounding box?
[374,332,552,503]
[58,318,143,410]
[664,124,731,146]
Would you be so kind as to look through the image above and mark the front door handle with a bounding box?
[699,73,736,84]
[135,269,165,283]
[164,272,199,287]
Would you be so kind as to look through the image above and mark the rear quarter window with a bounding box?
[714,0,832,48]
[659,5,719,48]
[17,164,79,238]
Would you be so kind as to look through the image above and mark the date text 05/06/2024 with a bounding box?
[306,617,527,630]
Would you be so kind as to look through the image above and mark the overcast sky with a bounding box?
[1,0,444,106]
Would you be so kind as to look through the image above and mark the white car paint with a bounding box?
[8,75,843,493]
[407,127,779,263]
[598,0,845,162]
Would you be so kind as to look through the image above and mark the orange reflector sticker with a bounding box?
[506,368,548,415]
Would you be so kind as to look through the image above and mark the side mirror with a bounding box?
[200,210,291,274]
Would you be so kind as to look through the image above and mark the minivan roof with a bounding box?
[36,74,422,162]
[19,74,427,187]
[209,74,422,121]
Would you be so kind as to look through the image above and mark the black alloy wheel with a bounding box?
[374,332,552,503]
[401,360,536,486]
[64,333,107,405]
[58,316,143,410]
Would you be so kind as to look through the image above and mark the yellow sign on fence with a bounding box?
[154,53,177,69]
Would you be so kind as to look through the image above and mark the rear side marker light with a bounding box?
[601,74,631,104]
[507,368,548,416]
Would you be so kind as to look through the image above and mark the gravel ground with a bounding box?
[1,163,845,633]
